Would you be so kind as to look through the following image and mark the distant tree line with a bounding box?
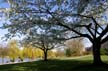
[0,40,56,63]
[0,38,93,63]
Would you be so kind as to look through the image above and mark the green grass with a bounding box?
[0,55,108,71]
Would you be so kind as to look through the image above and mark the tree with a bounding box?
[18,49,24,62]
[2,0,108,65]
[47,50,56,58]
[34,48,43,58]
[22,44,43,60]
[23,45,34,60]
[65,38,84,56]
[8,40,19,62]
[0,46,9,63]
[22,26,59,61]
[65,48,72,57]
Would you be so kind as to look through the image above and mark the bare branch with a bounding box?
[99,25,108,39]
[54,35,82,41]
[76,14,104,31]
[65,14,104,31]
[101,35,108,44]
[76,14,92,18]
[17,10,46,13]
[74,23,95,38]
[90,27,101,35]
[91,17,104,31]
[47,46,54,50]
[47,10,90,38]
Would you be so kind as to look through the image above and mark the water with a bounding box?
[0,58,10,64]
[0,57,31,64]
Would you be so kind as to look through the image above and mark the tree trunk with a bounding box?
[92,39,103,65]
[43,50,48,61]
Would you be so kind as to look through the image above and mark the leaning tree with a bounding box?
[1,0,108,65]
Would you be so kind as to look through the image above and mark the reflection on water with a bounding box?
[0,58,37,64]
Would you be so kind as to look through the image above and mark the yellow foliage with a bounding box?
[8,40,20,59]
[22,44,44,59]
[48,50,56,58]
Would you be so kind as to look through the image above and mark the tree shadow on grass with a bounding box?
[0,59,108,71]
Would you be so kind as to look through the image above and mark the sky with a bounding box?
[0,0,9,43]
[0,0,92,47]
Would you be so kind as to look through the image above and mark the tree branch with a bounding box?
[99,25,108,39]
[17,9,94,42]
[60,14,104,31]
[17,10,46,13]
[47,46,54,50]
[74,23,95,38]
[101,34,108,44]
[90,27,101,35]
[91,17,104,31]
[47,10,91,38]
[54,35,82,40]
[76,14,104,31]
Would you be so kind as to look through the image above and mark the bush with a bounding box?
[100,48,108,55]
[65,48,72,57]
[83,51,92,55]
[65,48,84,57]
[55,50,65,57]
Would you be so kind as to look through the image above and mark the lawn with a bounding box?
[0,55,108,71]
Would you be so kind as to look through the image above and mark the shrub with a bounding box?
[100,47,108,55]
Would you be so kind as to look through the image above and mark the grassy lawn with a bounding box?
[0,55,108,71]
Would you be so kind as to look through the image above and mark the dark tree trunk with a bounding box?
[43,50,48,61]
[92,39,103,65]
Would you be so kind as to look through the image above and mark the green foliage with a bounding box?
[100,48,108,55]
[101,41,108,55]
[65,48,72,57]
